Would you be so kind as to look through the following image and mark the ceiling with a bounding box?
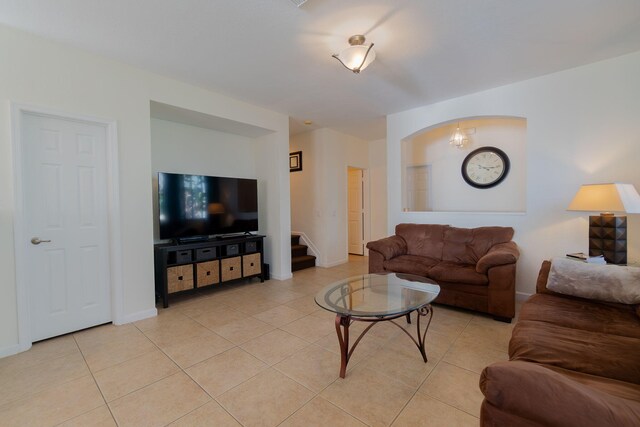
[2,0,640,140]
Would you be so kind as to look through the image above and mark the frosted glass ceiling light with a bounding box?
[449,124,468,149]
[332,35,376,74]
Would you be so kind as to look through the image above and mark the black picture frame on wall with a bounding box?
[290,151,302,172]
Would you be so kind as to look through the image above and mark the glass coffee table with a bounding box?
[315,273,440,378]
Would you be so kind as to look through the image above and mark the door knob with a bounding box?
[31,237,51,245]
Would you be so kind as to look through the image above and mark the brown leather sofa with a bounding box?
[480,261,640,427]
[366,223,519,321]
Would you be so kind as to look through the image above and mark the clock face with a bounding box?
[461,147,510,189]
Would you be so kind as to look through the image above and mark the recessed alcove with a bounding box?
[401,117,527,213]
[149,101,275,243]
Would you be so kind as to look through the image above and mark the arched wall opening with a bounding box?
[400,116,527,213]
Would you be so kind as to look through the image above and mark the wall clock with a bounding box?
[461,146,510,189]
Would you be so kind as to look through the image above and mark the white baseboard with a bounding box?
[319,258,349,268]
[0,343,22,358]
[271,273,293,280]
[516,291,532,302]
[1,308,158,359]
[114,308,158,325]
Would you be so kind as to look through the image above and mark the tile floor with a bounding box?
[0,256,517,426]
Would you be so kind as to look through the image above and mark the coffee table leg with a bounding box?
[335,315,351,378]
[415,305,433,363]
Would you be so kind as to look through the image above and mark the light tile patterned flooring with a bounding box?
[0,256,517,426]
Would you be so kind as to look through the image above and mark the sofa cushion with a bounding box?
[395,223,448,260]
[442,226,514,264]
[547,257,640,304]
[480,402,543,427]
[480,361,640,427]
[429,261,489,285]
[519,294,640,339]
[509,320,640,384]
[383,255,439,277]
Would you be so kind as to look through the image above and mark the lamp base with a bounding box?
[588,215,627,264]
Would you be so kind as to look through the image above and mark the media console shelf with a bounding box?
[154,234,265,308]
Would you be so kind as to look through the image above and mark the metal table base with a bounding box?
[334,304,434,378]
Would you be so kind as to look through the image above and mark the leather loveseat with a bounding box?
[366,223,519,321]
[480,260,640,426]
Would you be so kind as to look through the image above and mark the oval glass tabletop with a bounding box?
[314,273,440,318]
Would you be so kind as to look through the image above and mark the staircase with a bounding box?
[291,234,316,272]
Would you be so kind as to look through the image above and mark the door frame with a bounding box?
[11,103,123,352]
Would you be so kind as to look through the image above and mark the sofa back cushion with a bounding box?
[395,223,448,260]
[442,226,514,264]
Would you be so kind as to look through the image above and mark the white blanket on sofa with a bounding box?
[547,257,640,304]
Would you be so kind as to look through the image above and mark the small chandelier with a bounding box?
[449,124,468,149]
[332,35,376,74]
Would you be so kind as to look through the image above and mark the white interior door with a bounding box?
[406,165,432,211]
[348,168,364,255]
[21,112,111,341]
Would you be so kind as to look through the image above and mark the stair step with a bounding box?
[291,235,301,245]
[292,255,316,272]
[291,244,308,258]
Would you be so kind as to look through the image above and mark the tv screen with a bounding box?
[158,172,258,239]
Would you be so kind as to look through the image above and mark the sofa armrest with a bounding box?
[366,235,407,261]
[476,242,520,274]
[536,260,552,294]
[480,361,640,427]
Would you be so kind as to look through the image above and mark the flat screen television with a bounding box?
[158,172,258,240]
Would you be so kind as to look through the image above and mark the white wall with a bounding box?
[151,118,258,178]
[0,24,290,355]
[402,117,526,212]
[290,130,323,260]
[369,138,388,242]
[150,118,258,241]
[255,131,292,279]
[290,128,377,266]
[388,51,640,295]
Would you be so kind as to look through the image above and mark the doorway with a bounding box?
[12,104,122,348]
[347,167,365,255]
[405,164,432,211]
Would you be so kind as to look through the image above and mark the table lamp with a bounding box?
[567,183,640,264]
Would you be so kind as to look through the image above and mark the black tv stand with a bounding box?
[154,234,265,308]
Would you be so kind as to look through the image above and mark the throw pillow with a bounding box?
[547,257,640,305]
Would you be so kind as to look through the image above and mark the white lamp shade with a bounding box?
[335,45,376,71]
[567,183,640,213]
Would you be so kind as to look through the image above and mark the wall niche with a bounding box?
[401,117,527,213]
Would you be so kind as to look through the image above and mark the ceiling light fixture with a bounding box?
[332,35,376,74]
[449,123,468,149]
